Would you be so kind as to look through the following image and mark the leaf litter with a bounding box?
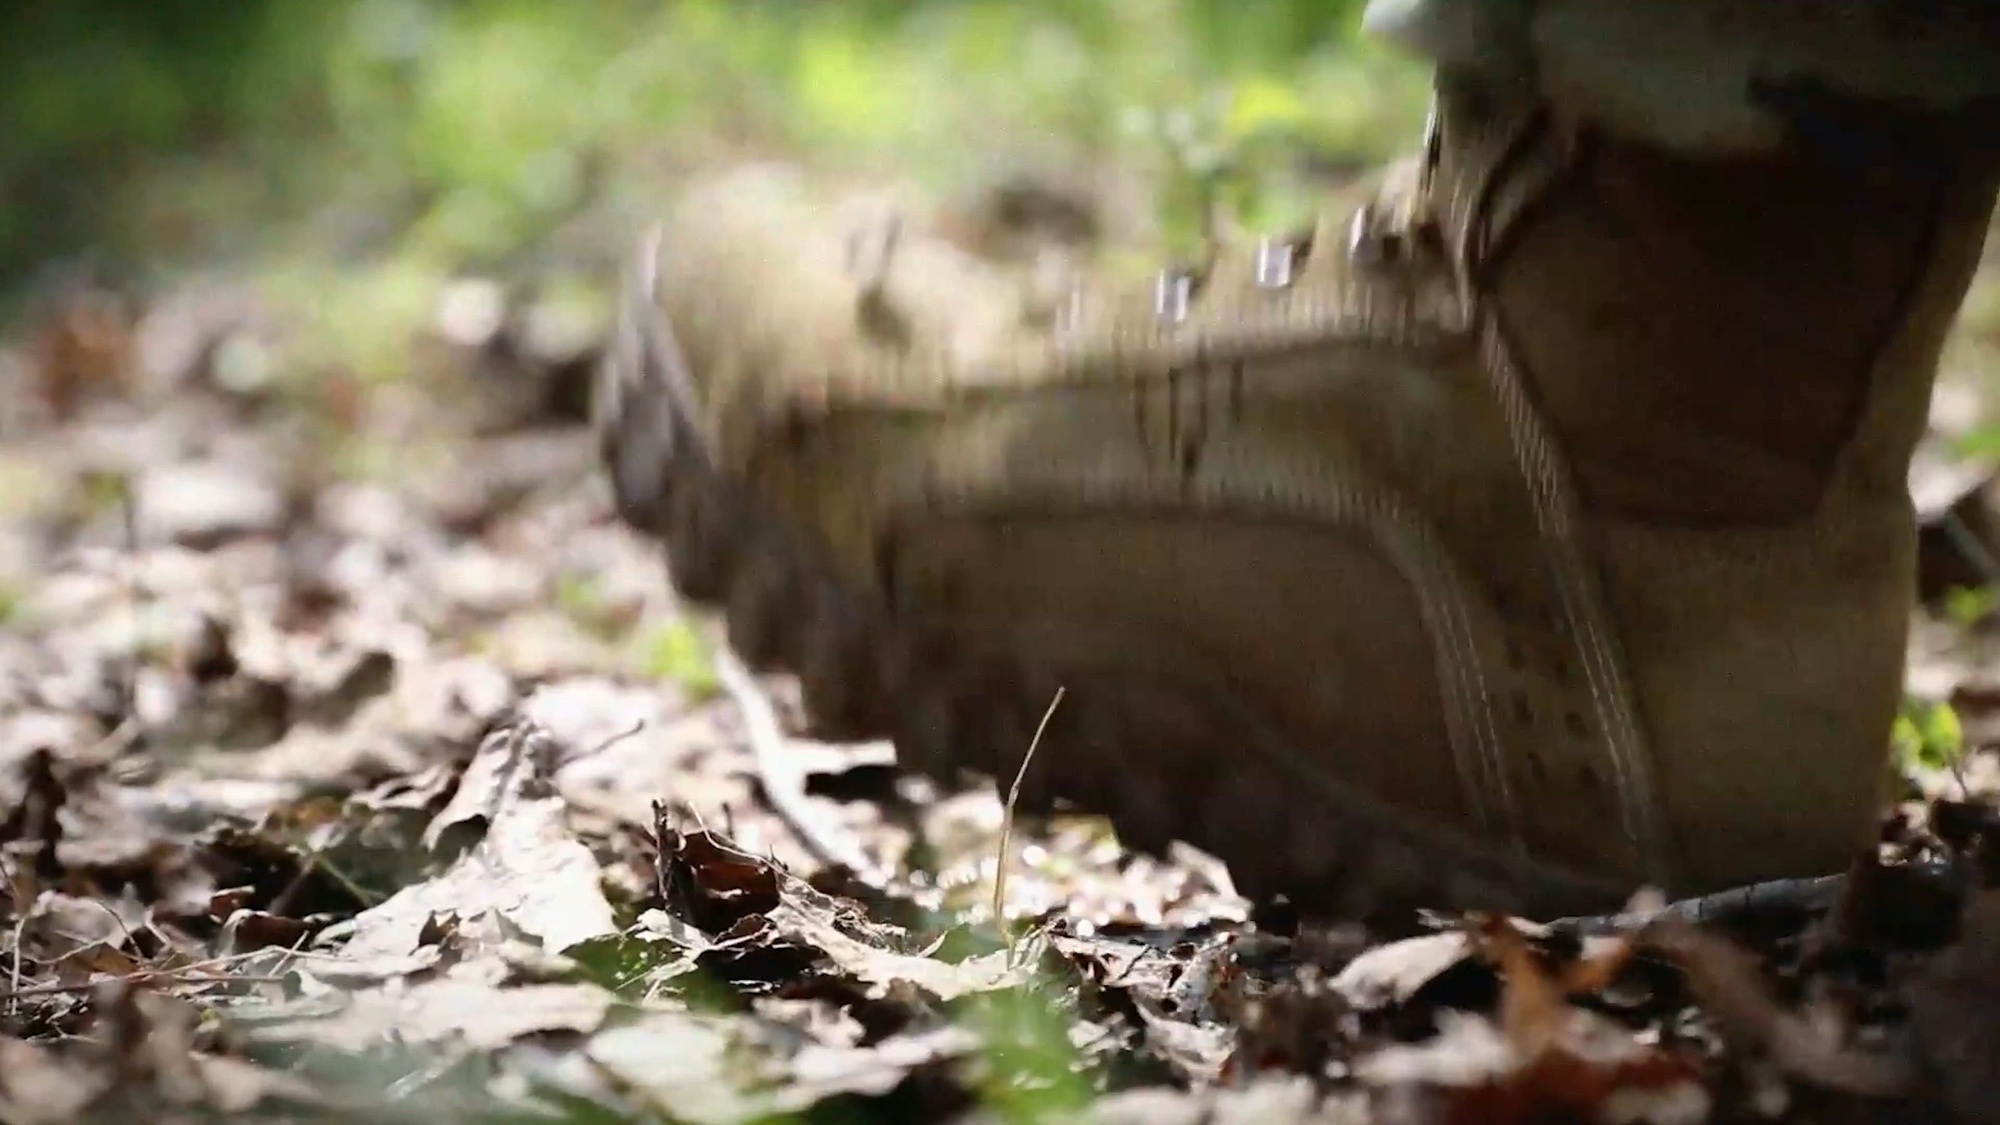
[2,277,2000,1125]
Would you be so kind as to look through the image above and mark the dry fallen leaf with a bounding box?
[1354,916,1709,1125]
[1646,918,1914,1099]
[1331,930,1472,1011]
[770,893,1030,1001]
[316,719,617,972]
[242,973,616,1053]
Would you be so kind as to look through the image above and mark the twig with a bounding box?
[1556,853,1960,935]
[993,686,1065,928]
[573,718,649,761]
[1545,873,1855,937]
[265,838,333,919]
[1940,508,2000,589]
[0,972,294,1003]
[7,907,29,1014]
[237,929,315,988]
[0,942,309,1004]
[712,640,887,885]
[72,898,144,958]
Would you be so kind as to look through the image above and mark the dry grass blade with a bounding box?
[993,686,1065,928]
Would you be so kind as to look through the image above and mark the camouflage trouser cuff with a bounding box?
[1361,0,2000,161]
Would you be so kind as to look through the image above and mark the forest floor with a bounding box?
[4,193,2000,1125]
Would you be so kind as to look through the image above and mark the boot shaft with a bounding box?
[1418,77,2000,888]
[1429,80,2000,525]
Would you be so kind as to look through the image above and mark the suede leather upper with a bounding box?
[616,66,1999,907]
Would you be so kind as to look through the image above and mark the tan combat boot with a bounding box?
[598,60,1999,920]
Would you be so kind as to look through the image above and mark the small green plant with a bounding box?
[1945,584,2000,628]
[632,621,721,699]
[555,572,614,634]
[955,983,1097,1125]
[1953,425,2000,461]
[1894,695,1967,773]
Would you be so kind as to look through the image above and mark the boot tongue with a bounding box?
[1388,76,1567,305]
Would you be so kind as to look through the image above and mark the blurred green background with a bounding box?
[14,0,1989,447]
[0,0,1428,329]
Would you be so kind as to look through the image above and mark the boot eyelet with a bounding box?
[1253,231,1315,289]
[1345,206,1388,266]
[1154,266,1204,324]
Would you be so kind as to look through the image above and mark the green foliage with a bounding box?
[1944,584,1999,629]
[1894,695,1967,773]
[953,982,1097,1123]
[1953,426,2000,460]
[563,927,715,1002]
[632,621,721,700]
[0,0,1428,317]
[555,572,616,633]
